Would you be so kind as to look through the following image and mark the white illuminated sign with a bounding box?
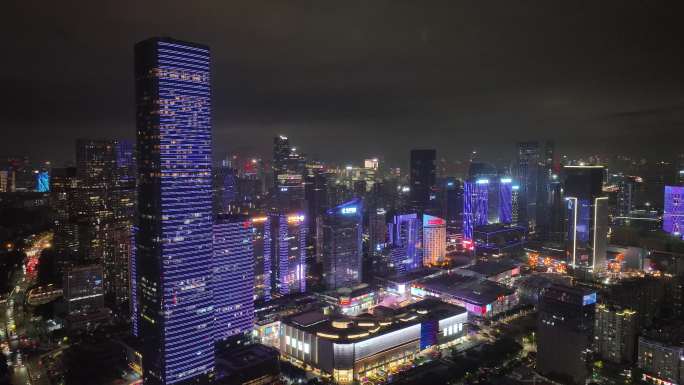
[341,207,357,214]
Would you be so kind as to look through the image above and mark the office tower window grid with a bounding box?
[134,38,214,384]
[213,218,255,341]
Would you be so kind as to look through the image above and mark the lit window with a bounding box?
[304,343,310,354]
[285,336,291,346]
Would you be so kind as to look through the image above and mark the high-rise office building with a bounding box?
[511,184,521,225]
[213,215,255,342]
[422,214,446,266]
[73,139,135,308]
[563,166,608,272]
[50,167,80,261]
[443,178,463,226]
[462,179,489,241]
[663,186,684,239]
[134,37,214,384]
[535,140,556,237]
[108,140,136,308]
[594,304,638,364]
[516,141,540,229]
[251,215,272,301]
[270,212,307,295]
[409,149,436,213]
[368,207,387,255]
[537,284,596,385]
[388,213,421,273]
[499,178,513,224]
[321,199,363,289]
[272,135,306,211]
[214,162,237,215]
[75,139,118,264]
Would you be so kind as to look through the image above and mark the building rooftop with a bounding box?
[459,259,520,277]
[641,321,684,347]
[382,267,446,285]
[416,273,515,306]
[282,298,466,343]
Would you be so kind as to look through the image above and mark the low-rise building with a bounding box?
[455,259,521,286]
[410,273,517,318]
[279,298,467,384]
[638,323,684,385]
[316,284,379,316]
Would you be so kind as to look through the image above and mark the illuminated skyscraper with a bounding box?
[134,37,214,384]
[368,207,387,255]
[270,212,307,295]
[499,178,512,224]
[663,186,684,239]
[563,166,608,272]
[251,215,272,301]
[516,141,540,229]
[388,213,421,272]
[272,135,306,210]
[321,199,363,289]
[443,178,462,225]
[462,179,489,241]
[422,214,446,266]
[50,167,80,261]
[213,215,255,341]
[511,185,521,225]
[535,140,557,236]
[409,149,436,213]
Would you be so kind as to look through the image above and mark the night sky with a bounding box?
[3,1,684,166]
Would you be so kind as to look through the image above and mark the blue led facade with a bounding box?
[213,217,255,341]
[463,180,489,241]
[389,213,421,272]
[463,181,474,241]
[499,179,512,224]
[134,38,214,384]
[664,186,684,239]
[474,180,489,226]
[36,171,49,192]
[271,213,307,295]
[322,199,363,289]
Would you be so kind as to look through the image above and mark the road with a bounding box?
[0,233,53,385]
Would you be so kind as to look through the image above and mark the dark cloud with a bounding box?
[2,0,684,166]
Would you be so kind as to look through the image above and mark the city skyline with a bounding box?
[3,1,684,165]
[2,3,684,385]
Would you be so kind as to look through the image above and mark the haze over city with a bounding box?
[1,2,684,385]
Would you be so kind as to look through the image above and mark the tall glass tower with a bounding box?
[213,215,255,342]
[134,37,214,384]
[321,199,363,289]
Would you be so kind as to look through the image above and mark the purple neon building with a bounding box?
[271,212,307,295]
[463,179,489,241]
[499,178,513,224]
[388,213,421,272]
[664,186,684,239]
[213,216,255,341]
[134,37,214,384]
